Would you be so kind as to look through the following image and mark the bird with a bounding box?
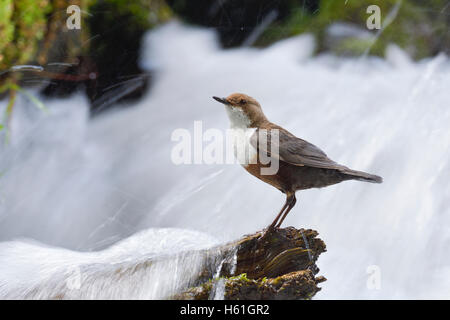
[213,93,382,230]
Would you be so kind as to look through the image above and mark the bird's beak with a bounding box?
[213,96,230,105]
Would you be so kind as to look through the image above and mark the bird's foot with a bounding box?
[261,225,278,239]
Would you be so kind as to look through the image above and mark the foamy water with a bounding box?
[0,228,219,299]
[0,22,449,299]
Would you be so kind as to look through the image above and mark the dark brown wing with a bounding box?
[250,127,348,170]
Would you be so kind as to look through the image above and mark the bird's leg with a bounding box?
[267,193,291,231]
[275,193,296,228]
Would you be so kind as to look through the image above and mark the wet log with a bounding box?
[174,227,327,300]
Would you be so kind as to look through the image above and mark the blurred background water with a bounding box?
[0,0,449,299]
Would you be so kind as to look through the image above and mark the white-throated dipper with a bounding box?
[213,93,382,230]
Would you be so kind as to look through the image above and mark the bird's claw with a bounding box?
[261,225,278,238]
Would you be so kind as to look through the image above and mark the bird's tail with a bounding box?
[341,168,383,184]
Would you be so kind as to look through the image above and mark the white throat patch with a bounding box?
[225,106,251,129]
[225,106,257,166]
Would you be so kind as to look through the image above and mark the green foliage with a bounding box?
[90,0,172,29]
[313,0,430,58]
[254,6,311,47]
[258,0,449,59]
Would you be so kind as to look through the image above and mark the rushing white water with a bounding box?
[1,21,449,299]
[0,228,219,299]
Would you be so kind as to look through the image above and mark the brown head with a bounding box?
[212,93,268,128]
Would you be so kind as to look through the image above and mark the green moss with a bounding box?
[0,0,14,62]
[228,273,251,283]
[270,276,282,286]
[201,280,213,292]
[1,0,52,70]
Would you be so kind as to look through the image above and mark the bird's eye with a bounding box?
[240,99,246,104]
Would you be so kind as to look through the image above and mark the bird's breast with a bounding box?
[228,127,258,166]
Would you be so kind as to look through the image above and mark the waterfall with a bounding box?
[0,21,449,299]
